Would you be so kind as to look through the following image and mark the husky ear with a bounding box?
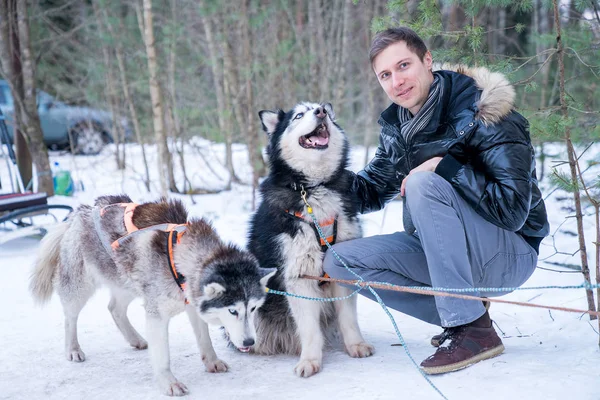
[259,268,277,288]
[258,110,282,136]
[323,103,336,121]
[203,282,226,299]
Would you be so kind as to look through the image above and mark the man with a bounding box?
[323,27,549,374]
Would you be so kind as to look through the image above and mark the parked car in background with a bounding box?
[0,79,131,155]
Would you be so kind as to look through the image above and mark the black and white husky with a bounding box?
[29,195,275,396]
[246,102,374,377]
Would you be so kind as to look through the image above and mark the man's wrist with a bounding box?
[435,154,463,182]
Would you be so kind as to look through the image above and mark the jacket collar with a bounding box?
[378,66,516,128]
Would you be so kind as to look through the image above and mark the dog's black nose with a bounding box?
[314,107,327,119]
[243,338,255,347]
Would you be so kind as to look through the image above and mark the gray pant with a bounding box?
[323,171,538,328]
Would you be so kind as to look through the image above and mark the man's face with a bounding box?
[373,41,434,116]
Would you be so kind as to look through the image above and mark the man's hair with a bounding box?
[369,27,428,66]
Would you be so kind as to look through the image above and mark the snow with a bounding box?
[0,141,598,400]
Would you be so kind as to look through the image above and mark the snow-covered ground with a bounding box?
[0,141,598,400]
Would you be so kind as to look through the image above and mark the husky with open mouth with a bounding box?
[245,102,374,377]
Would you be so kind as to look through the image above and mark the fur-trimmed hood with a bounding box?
[433,63,516,126]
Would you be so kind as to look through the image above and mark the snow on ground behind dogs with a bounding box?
[0,140,598,400]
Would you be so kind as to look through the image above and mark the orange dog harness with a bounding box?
[96,203,188,303]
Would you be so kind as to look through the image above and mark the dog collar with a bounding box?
[289,182,322,192]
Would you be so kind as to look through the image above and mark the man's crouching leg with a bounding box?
[404,171,515,374]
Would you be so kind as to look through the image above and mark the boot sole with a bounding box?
[421,344,505,375]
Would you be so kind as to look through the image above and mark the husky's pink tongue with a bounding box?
[312,135,329,146]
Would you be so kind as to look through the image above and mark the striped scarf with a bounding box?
[397,74,443,141]
[400,74,443,235]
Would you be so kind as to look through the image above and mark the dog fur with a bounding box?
[29,195,275,396]
[246,102,374,378]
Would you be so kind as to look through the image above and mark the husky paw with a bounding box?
[346,342,375,358]
[163,381,189,397]
[294,359,321,378]
[204,358,229,373]
[66,349,86,362]
[130,338,148,350]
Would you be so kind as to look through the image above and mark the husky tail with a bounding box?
[29,222,69,305]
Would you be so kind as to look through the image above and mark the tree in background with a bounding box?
[14,1,598,212]
[0,0,54,196]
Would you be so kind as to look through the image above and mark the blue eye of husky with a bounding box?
[228,309,238,316]
[294,112,304,120]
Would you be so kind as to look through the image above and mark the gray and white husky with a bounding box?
[29,195,275,396]
[246,102,374,377]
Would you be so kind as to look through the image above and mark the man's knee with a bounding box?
[405,171,452,207]
[405,171,436,204]
[323,248,340,276]
[323,242,358,278]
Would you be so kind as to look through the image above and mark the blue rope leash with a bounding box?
[380,281,600,294]
[305,208,449,400]
[265,286,363,302]
[264,188,450,400]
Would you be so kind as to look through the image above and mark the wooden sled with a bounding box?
[0,109,73,245]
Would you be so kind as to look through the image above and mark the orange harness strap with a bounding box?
[100,202,188,304]
[123,203,138,233]
[285,210,338,251]
[167,228,188,303]
[285,210,337,287]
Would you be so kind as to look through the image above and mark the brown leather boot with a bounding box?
[430,300,490,347]
[420,323,504,375]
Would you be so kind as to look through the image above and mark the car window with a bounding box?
[0,85,13,106]
[0,85,7,105]
[37,90,53,108]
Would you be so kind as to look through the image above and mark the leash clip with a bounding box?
[300,185,313,214]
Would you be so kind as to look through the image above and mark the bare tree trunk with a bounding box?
[536,0,553,110]
[362,0,379,166]
[15,0,53,195]
[166,0,191,194]
[139,0,173,196]
[102,5,151,192]
[534,0,551,181]
[295,0,304,34]
[199,4,238,189]
[92,1,125,171]
[221,40,241,185]
[11,0,32,189]
[552,0,596,319]
[595,204,600,344]
[334,0,351,107]
[497,8,506,55]
[240,0,264,209]
[307,1,318,100]
[0,0,33,191]
[317,0,329,100]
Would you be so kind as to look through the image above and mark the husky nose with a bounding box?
[243,338,255,347]
[314,107,327,119]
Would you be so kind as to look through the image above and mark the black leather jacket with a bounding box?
[351,67,549,252]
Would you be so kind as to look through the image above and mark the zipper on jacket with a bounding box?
[396,123,412,171]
